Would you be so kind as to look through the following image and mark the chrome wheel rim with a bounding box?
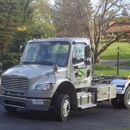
[127,91,130,105]
[63,99,70,117]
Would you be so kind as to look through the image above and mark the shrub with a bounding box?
[94,64,116,70]
[107,35,116,39]
[121,35,125,39]
[101,35,105,39]
[0,51,19,70]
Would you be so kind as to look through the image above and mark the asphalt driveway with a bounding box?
[100,59,130,70]
[0,102,130,130]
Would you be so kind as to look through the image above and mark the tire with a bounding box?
[54,94,70,122]
[4,105,17,113]
[111,94,125,108]
[119,94,125,108]
[124,87,130,109]
[111,87,130,109]
[111,96,120,108]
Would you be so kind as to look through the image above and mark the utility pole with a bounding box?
[117,46,120,76]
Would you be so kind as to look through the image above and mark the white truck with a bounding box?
[0,38,130,121]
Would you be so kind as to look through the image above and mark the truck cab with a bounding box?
[0,38,130,121]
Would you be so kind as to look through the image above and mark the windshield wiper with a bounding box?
[22,60,55,65]
[22,61,39,64]
[39,60,55,65]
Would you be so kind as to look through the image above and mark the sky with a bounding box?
[49,0,54,5]
[49,0,98,6]
[49,0,130,11]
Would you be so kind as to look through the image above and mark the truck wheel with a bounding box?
[4,105,17,113]
[55,94,70,121]
[111,96,120,108]
[124,87,130,109]
[111,95,125,108]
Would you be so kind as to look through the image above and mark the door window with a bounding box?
[72,43,86,64]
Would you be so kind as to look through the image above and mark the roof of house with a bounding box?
[106,24,130,33]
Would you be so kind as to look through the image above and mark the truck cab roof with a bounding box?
[28,37,90,45]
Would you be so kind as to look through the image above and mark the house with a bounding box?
[104,22,130,38]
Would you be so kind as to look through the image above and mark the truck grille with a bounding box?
[2,77,28,91]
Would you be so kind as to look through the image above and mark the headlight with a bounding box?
[33,83,53,91]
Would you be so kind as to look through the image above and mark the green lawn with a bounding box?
[99,42,130,73]
[94,70,130,77]
[100,42,130,60]
[94,64,130,77]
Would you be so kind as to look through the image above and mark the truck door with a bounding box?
[71,42,91,88]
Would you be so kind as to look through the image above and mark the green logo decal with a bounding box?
[75,69,85,78]
[78,69,84,76]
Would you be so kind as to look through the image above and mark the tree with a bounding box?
[0,50,19,70]
[91,0,130,63]
[52,0,93,37]
[52,0,130,63]
[7,0,55,63]
[122,8,129,16]
[8,0,34,53]
[0,0,34,70]
[30,0,55,38]
[0,0,33,50]
[0,0,17,50]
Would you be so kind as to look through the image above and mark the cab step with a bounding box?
[78,103,97,109]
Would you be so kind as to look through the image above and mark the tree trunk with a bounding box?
[94,53,100,64]
[94,41,100,64]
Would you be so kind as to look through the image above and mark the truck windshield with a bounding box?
[20,41,70,67]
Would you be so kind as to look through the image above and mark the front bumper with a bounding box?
[0,95,51,111]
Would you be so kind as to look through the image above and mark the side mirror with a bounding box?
[84,45,91,66]
[84,59,87,65]
[53,64,58,83]
[53,64,58,72]
[85,45,91,59]
[19,45,23,56]
[19,45,25,62]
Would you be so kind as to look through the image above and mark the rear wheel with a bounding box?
[111,87,130,109]
[111,94,125,108]
[54,94,70,121]
[4,105,17,113]
[124,87,130,109]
